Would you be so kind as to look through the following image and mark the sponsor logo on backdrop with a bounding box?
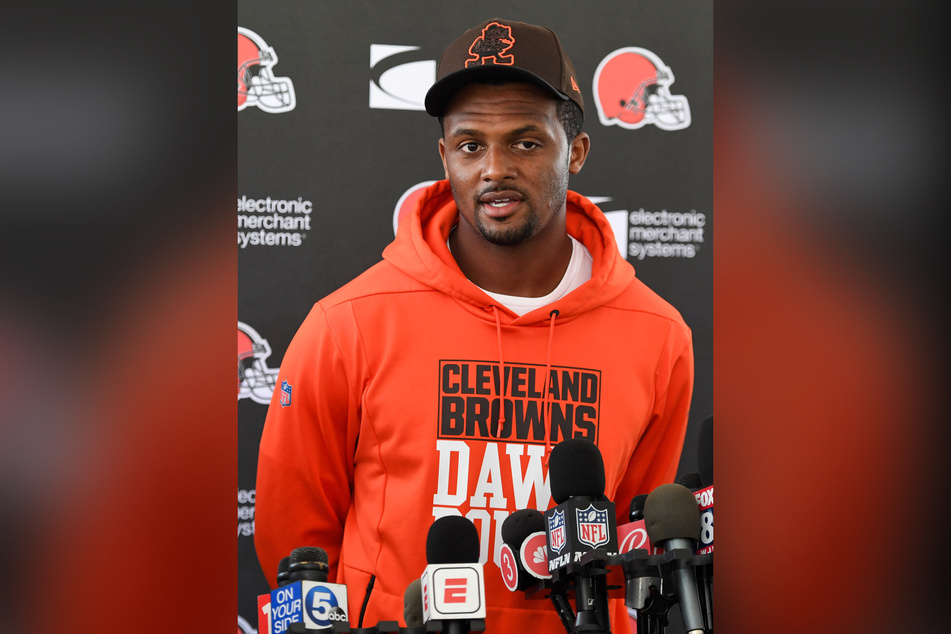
[238,195,312,248]
[393,180,438,235]
[370,45,436,111]
[238,488,256,538]
[238,614,256,634]
[238,27,296,114]
[587,196,705,261]
[593,47,690,131]
[238,321,281,404]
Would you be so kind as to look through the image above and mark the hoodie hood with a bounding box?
[382,179,636,326]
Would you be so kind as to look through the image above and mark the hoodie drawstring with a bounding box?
[542,309,559,464]
[492,306,506,438]
[491,307,559,456]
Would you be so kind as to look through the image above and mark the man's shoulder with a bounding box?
[317,259,430,312]
[609,274,689,329]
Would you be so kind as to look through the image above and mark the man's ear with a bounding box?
[568,132,590,175]
[438,137,449,179]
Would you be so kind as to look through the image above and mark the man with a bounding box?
[255,18,694,633]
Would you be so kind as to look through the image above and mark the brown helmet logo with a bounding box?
[466,22,515,67]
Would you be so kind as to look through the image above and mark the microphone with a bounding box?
[420,515,486,633]
[694,414,714,553]
[676,472,703,491]
[270,546,350,632]
[544,439,616,634]
[288,547,330,582]
[278,556,292,586]
[697,415,713,489]
[628,494,648,523]
[257,556,292,634]
[402,579,425,632]
[499,509,550,592]
[644,484,704,634]
[499,509,574,632]
[695,414,714,631]
[615,492,658,624]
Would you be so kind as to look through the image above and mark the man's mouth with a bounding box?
[479,191,523,217]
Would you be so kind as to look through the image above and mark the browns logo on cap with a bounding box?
[424,18,584,120]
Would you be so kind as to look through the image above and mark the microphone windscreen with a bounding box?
[403,578,423,627]
[425,515,481,564]
[629,493,648,522]
[549,438,605,504]
[677,471,703,490]
[698,415,713,487]
[644,483,701,544]
[500,508,545,547]
[289,546,329,566]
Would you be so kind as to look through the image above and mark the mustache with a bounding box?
[474,184,529,201]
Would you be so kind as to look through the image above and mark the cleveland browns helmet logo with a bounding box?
[593,47,691,130]
[466,22,515,67]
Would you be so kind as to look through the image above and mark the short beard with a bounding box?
[475,207,540,246]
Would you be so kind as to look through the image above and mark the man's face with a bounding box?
[438,82,588,247]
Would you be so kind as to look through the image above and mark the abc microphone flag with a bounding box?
[269,547,349,633]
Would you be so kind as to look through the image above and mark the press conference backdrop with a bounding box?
[238,1,712,631]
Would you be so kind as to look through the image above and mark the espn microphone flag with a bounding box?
[421,515,486,626]
[421,563,486,622]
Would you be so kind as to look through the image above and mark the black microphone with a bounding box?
[628,494,649,523]
[545,438,616,634]
[288,546,330,582]
[420,516,486,633]
[618,492,657,622]
[277,556,291,587]
[499,509,574,632]
[676,472,703,492]
[500,509,549,592]
[644,483,704,634]
[697,415,713,489]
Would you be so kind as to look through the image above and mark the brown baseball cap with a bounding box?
[424,18,584,120]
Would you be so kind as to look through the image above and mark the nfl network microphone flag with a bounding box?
[269,580,349,632]
[421,563,486,622]
[545,499,618,572]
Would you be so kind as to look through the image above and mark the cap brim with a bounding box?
[424,66,569,117]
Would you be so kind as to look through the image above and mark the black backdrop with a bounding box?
[238,2,712,631]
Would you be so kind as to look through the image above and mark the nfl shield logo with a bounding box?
[576,504,610,549]
[280,380,292,407]
[548,509,566,553]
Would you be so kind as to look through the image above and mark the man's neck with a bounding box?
[448,221,574,298]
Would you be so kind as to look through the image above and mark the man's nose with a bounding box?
[481,145,516,183]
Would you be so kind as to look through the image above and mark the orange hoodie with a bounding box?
[255,180,694,633]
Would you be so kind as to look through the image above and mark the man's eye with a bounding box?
[516,141,539,150]
[461,142,481,153]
